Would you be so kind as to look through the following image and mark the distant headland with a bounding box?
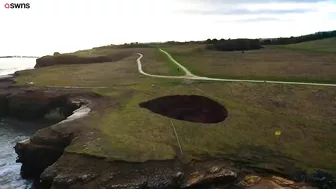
[0,56,40,58]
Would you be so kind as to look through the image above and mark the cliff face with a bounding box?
[0,88,82,179]
[3,88,241,189]
[14,127,75,179]
[0,90,80,121]
[0,93,9,116]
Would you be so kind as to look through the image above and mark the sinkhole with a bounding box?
[139,95,228,124]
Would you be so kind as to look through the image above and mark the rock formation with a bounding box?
[0,90,80,121]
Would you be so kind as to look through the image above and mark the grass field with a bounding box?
[138,48,185,76]
[14,45,336,179]
[162,44,336,83]
[284,37,336,53]
[69,80,336,172]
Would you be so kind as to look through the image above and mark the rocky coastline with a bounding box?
[0,68,333,188]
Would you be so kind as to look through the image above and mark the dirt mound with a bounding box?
[139,95,228,123]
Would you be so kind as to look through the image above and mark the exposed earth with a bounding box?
[139,95,228,124]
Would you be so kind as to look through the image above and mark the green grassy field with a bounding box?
[161,43,336,83]
[139,48,185,76]
[284,37,336,53]
[15,45,336,178]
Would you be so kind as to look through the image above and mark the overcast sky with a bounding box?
[1,0,336,56]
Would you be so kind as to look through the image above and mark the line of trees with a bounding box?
[92,42,151,50]
[148,41,204,45]
[117,42,151,48]
[91,30,336,51]
[205,38,263,51]
[260,30,336,45]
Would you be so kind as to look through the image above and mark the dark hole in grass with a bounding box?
[139,95,228,123]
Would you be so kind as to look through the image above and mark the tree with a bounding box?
[260,30,336,45]
[207,38,263,52]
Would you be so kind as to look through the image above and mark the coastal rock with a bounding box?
[309,170,334,189]
[238,175,261,187]
[6,88,99,185]
[36,151,185,189]
[14,127,75,179]
[39,166,58,189]
[8,92,55,120]
[0,92,9,116]
[1,90,79,121]
[184,166,237,188]
[50,173,98,189]
[272,176,295,186]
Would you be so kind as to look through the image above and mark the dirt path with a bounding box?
[21,51,336,89]
[136,53,188,79]
[159,49,195,77]
[44,85,108,89]
[137,49,336,87]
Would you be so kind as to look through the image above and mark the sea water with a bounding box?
[0,58,37,189]
[0,120,38,189]
[0,58,36,76]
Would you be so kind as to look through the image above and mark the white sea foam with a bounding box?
[0,120,34,189]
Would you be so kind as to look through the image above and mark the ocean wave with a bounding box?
[0,122,34,189]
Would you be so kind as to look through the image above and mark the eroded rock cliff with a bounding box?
[0,90,80,121]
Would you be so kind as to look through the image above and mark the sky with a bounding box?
[0,0,336,56]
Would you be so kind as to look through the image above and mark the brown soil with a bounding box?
[139,95,228,123]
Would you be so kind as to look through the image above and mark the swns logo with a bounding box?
[4,3,30,9]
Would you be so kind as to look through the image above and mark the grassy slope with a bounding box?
[14,46,336,176]
[139,48,185,76]
[284,37,336,53]
[162,43,336,83]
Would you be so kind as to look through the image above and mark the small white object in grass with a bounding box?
[152,84,155,87]
[28,82,34,85]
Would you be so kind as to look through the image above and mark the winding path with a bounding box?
[136,49,336,87]
[20,50,336,88]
